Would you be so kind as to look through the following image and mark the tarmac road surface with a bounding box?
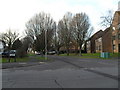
[2,55,119,88]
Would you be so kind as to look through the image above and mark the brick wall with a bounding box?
[89,30,103,53]
[102,28,112,52]
[112,11,120,53]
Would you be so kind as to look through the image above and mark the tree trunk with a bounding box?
[75,45,79,55]
[57,48,60,55]
[66,47,69,56]
[79,45,82,56]
[67,51,69,56]
[79,49,82,56]
[41,51,44,57]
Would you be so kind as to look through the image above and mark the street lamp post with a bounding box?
[45,29,47,60]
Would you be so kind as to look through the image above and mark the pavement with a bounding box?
[1,55,119,88]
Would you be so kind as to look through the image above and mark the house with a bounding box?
[86,40,91,53]
[87,27,112,53]
[102,27,113,52]
[112,10,120,53]
[95,37,102,53]
[87,2,120,53]
[87,30,103,53]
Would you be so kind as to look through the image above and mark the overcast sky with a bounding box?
[0,0,119,36]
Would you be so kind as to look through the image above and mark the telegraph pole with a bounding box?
[45,29,47,60]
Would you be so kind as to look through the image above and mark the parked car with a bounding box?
[2,50,16,58]
[2,51,9,57]
[9,50,16,57]
[47,51,56,55]
[0,52,3,55]
[35,51,41,55]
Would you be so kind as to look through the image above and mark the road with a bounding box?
[2,55,119,88]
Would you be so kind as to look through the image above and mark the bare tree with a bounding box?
[57,12,73,56]
[22,36,34,53]
[25,12,56,53]
[72,13,92,56]
[1,29,19,50]
[53,24,64,55]
[12,38,22,50]
[100,10,114,53]
[100,10,113,28]
[15,36,34,57]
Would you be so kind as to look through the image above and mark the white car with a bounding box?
[9,50,16,57]
[48,51,56,55]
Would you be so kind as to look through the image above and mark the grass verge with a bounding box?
[59,53,119,59]
[0,57,29,63]
[36,56,53,62]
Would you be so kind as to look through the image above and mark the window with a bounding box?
[96,46,98,50]
[112,36,116,40]
[98,38,101,42]
[118,24,120,30]
[118,34,120,39]
[87,41,90,51]
[113,45,116,50]
[99,45,101,51]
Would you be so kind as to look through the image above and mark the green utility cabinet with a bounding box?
[100,52,110,58]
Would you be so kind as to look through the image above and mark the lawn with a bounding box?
[36,56,53,62]
[0,57,29,63]
[0,56,52,63]
[110,53,120,58]
[28,53,36,56]
[59,53,119,59]
[60,53,100,59]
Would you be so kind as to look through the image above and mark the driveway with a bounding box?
[2,55,119,88]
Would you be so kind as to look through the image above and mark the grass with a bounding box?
[36,56,53,62]
[110,53,120,58]
[0,57,29,63]
[28,53,36,56]
[59,53,119,59]
[60,53,101,59]
[27,52,53,62]
[0,53,53,63]
[60,53,76,56]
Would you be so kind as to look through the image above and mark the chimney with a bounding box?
[118,1,120,11]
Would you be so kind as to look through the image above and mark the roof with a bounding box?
[89,30,103,40]
[103,27,110,34]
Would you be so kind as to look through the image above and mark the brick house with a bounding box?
[87,2,120,53]
[95,37,102,53]
[87,27,113,53]
[87,30,103,53]
[102,27,113,52]
[112,10,120,53]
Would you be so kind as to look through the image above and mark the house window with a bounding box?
[118,34,120,39]
[113,45,116,50]
[112,36,116,40]
[118,24,120,30]
[99,45,101,51]
[96,46,98,50]
[87,41,90,51]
